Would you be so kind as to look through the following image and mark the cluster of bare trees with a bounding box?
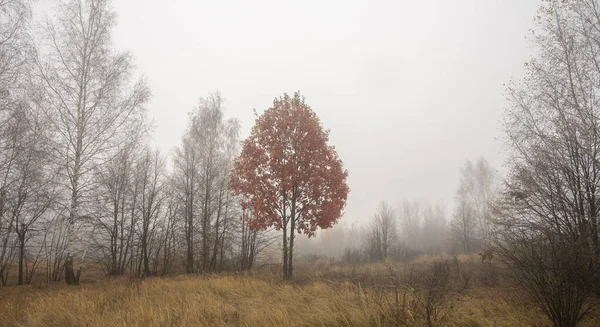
[170,92,267,274]
[367,202,397,260]
[91,147,167,277]
[36,0,151,285]
[0,0,275,286]
[88,92,275,278]
[332,158,496,264]
[329,158,495,265]
[1,0,56,285]
[398,199,447,255]
[335,199,448,264]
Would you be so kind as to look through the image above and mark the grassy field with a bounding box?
[0,257,597,326]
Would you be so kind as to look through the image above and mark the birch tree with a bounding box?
[34,0,149,284]
[172,130,198,273]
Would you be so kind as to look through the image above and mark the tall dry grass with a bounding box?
[0,257,598,326]
[0,275,386,327]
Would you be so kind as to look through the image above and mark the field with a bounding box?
[0,256,598,327]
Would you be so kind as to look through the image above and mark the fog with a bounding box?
[4,1,600,323]
[100,0,538,225]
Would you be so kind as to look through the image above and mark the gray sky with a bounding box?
[108,0,538,223]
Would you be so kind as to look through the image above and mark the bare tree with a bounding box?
[239,208,258,270]
[239,207,277,270]
[368,201,397,260]
[158,191,179,275]
[0,107,24,285]
[172,92,240,273]
[93,148,135,275]
[34,0,149,284]
[172,123,199,274]
[449,189,477,253]
[0,100,55,286]
[191,92,238,271]
[421,203,447,255]
[495,0,600,325]
[458,158,496,248]
[0,0,32,287]
[41,211,69,282]
[135,148,164,276]
[399,199,422,251]
[447,158,496,253]
[10,106,55,285]
[494,198,597,327]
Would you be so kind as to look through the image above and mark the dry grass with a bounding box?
[0,258,599,326]
[0,275,381,327]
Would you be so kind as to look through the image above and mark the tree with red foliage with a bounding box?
[231,92,349,278]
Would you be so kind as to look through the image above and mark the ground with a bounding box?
[0,256,598,326]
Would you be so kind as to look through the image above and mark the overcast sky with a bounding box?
[99,0,539,224]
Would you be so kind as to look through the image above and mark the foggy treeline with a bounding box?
[296,157,497,263]
[0,0,280,285]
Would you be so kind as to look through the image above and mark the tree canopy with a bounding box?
[231,92,349,277]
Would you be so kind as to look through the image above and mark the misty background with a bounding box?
[96,0,538,223]
[24,0,540,260]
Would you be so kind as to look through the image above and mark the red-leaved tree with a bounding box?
[231,92,349,278]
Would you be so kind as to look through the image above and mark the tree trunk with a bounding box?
[118,193,126,274]
[185,175,195,273]
[64,255,76,285]
[288,223,295,279]
[17,229,25,286]
[241,213,249,270]
[186,196,194,273]
[288,192,296,279]
[142,228,150,276]
[64,189,79,285]
[210,190,223,271]
[0,268,6,286]
[111,207,118,274]
[202,180,210,272]
[282,221,288,278]
[282,189,289,278]
[65,99,82,285]
[249,232,256,270]
[219,191,230,270]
